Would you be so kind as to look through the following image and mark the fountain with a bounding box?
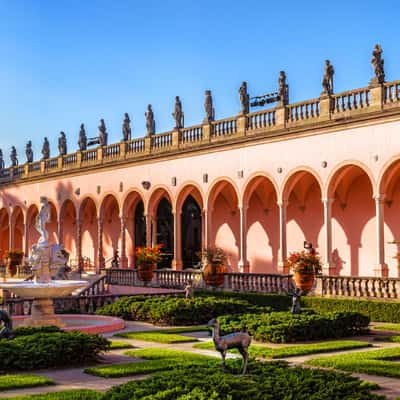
[0,197,88,327]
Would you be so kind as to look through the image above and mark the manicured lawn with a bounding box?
[109,340,134,349]
[113,331,199,343]
[374,335,400,343]
[1,389,101,400]
[307,347,400,378]
[125,347,216,361]
[0,375,54,391]
[373,324,400,332]
[193,340,372,358]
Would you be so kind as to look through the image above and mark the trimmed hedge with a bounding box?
[217,311,370,343]
[0,332,109,371]
[102,359,383,400]
[96,295,266,325]
[302,296,400,323]
[11,326,62,337]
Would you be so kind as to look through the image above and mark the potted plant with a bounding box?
[287,249,322,292]
[4,249,24,277]
[135,245,163,284]
[200,247,228,287]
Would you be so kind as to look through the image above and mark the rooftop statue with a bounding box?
[98,119,108,146]
[122,113,132,141]
[58,131,67,156]
[204,90,215,123]
[0,149,4,170]
[172,96,184,129]
[10,146,18,167]
[371,44,385,85]
[321,60,334,95]
[239,81,250,114]
[145,104,155,136]
[26,140,34,163]
[278,71,289,106]
[78,123,87,151]
[42,137,50,160]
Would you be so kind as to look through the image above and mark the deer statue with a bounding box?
[207,318,251,375]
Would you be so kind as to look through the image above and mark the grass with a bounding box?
[109,340,134,349]
[373,324,400,332]
[374,335,400,343]
[113,331,199,343]
[193,340,372,358]
[0,375,54,391]
[85,348,217,378]
[0,389,101,400]
[307,347,400,378]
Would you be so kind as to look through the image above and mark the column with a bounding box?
[9,213,14,250]
[238,205,249,273]
[57,220,63,245]
[97,217,104,273]
[277,201,288,273]
[172,211,182,270]
[151,217,157,246]
[120,216,127,268]
[22,223,28,256]
[322,198,335,275]
[374,195,388,277]
[145,214,152,248]
[76,218,82,272]
[201,210,207,250]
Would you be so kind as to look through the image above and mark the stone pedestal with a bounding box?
[25,298,65,327]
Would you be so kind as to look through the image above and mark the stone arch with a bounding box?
[207,179,240,271]
[326,163,375,276]
[282,169,324,260]
[11,206,24,252]
[0,208,9,259]
[146,185,174,216]
[26,204,39,255]
[59,199,78,260]
[242,175,279,273]
[47,201,59,245]
[79,197,98,269]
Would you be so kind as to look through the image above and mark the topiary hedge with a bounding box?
[0,332,109,371]
[11,325,62,337]
[217,311,370,343]
[96,295,266,325]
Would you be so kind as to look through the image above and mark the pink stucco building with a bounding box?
[1,78,400,278]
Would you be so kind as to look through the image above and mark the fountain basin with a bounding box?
[0,280,87,298]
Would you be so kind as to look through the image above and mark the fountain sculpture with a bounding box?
[0,197,87,327]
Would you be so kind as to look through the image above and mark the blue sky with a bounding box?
[0,0,399,163]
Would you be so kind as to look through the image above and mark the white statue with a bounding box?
[35,196,51,246]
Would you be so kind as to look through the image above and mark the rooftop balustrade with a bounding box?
[0,80,399,186]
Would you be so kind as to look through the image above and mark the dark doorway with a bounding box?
[181,195,202,268]
[134,201,146,248]
[156,197,173,268]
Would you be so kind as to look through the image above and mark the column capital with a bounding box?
[374,194,386,202]
[321,197,334,204]
[277,200,289,208]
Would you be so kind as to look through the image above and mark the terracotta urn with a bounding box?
[137,263,156,284]
[202,262,227,287]
[294,270,315,292]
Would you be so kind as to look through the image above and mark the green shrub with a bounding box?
[102,359,384,400]
[302,297,400,323]
[11,325,62,337]
[96,295,266,325]
[0,332,109,371]
[218,311,370,343]
[1,389,102,400]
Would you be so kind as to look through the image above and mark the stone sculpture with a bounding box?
[98,119,108,146]
[184,279,194,299]
[42,138,50,160]
[172,96,184,129]
[78,123,87,151]
[0,310,13,339]
[208,318,251,375]
[321,60,334,95]
[204,90,215,123]
[26,141,34,163]
[36,196,51,245]
[371,44,385,85]
[122,113,132,141]
[145,104,155,136]
[239,81,250,114]
[289,287,302,314]
[278,71,289,106]
[10,146,18,167]
[58,131,67,156]
[0,148,5,169]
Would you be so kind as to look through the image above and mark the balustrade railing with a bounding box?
[152,132,173,150]
[287,99,320,123]
[384,81,400,104]
[77,274,108,296]
[211,117,237,137]
[181,125,203,144]
[332,88,370,113]
[0,80,399,186]
[247,109,276,130]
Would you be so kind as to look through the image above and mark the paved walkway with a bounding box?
[2,324,400,399]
